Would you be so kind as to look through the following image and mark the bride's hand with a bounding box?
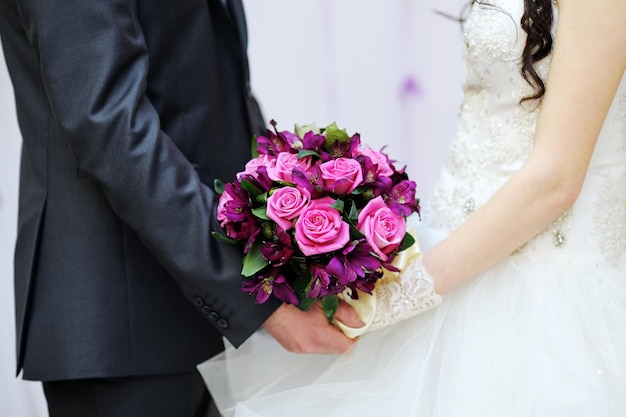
[336,252,443,338]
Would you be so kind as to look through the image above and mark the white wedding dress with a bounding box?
[200,1,626,416]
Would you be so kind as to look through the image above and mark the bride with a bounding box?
[201,0,626,415]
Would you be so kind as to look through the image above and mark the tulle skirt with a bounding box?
[199,226,626,417]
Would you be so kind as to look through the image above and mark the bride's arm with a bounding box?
[425,0,626,295]
[345,0,626,334]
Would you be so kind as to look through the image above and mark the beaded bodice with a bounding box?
[425,0,626,265]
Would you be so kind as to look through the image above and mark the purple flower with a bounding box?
[327,133,361,159]
[242,268,299,305]
[216,182,262,242]
[220,182,251,223]
[308,264,344,298]
[326,241,381,286]
[301,130,327,153]
[256,121,294,156]
[386,180,419,217]
[346,269,381,297]
[356,155,393,197]
[223,215,260,244]
[240,166,273,194]
[261,228,295,267]
[291,163,331,199]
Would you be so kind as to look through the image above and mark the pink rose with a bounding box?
[266,186,311,231]
[357,147,394,177]
[267,152,313,184]
[320,158,363,195]
[236,154,276,181]
[357,196,406,261]
[294,197,350,256]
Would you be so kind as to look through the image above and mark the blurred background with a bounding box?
[0,0,465,414]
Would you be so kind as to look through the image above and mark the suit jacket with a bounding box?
[0,0,280,381]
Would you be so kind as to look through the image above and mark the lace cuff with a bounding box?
[369,255,442,332]
[335,250,442,338]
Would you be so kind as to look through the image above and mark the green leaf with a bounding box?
[241,242,269,277]
[321,295,339,324]
[348,223,365,240]
[398,231,416,252]
[350,185,367,196]
[347,200,359,223]
[298,149,320,160]
[330,199,345,212]
[213,179,225,195]
[241,179,263,199]
[210,231,239,245]
[323,122,350,148]
[256,192,268,204]
[295,123,320,139]
[251,134,259,158]
[292,276,316,312]
[252,206,270,220]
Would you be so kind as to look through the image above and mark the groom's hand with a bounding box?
[262,301,363,354]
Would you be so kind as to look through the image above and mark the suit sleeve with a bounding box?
[15,0,279,347]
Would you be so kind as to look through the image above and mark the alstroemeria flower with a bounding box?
[292,162,331,199]
[326,241,381,286]
[256,121,293,156]
[301,130,327,154]
[386,179,419,217]
[261,228,295,267]
[307,264,344,298]
[356,154,394,198]
[346,269,381,297]
[327,132,361,159]
[217,191,233,228]
[242,268,298,305]
[219,182,250,223]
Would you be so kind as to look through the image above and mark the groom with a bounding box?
[0,0,360,416]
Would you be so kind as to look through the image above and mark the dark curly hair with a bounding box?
[519,0,554,102]
[448,1,554,101]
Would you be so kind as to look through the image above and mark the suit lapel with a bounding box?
[223,0,248,51]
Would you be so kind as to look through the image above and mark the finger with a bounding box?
[324,328,359,355]
[334,300,365,329]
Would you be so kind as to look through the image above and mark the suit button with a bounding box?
[201,306,213,316]
[193,297,204,307]
[216,318,229,329]
[208,312,220,321]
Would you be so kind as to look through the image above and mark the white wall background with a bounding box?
[0,1,465,414]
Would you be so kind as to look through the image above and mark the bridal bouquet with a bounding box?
[213,120,420,322]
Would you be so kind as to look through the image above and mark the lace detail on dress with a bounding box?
[369,256,442,331]
[427,91,536,234]
[514,209,573,255]
[593,170,626,265]
[620,92,626,152]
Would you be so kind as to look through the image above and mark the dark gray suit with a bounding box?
[0,0,279,393]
